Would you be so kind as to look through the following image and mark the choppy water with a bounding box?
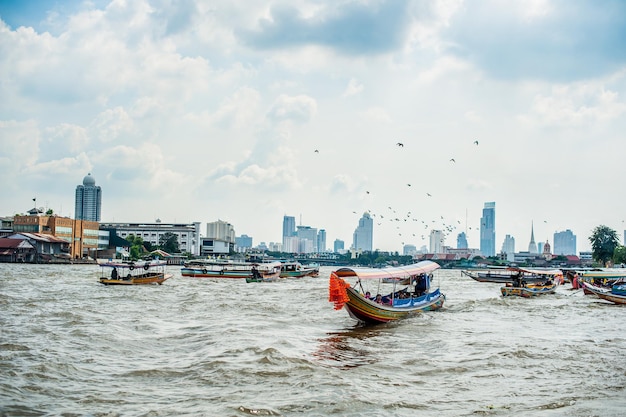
[1,264,624,416]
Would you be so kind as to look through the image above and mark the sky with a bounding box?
[1,0,626,254]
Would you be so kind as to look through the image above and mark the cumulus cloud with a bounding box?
[342,78,364,97]
[267,94,317,124]
[238,1,412,55]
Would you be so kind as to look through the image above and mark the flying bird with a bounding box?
[426,193,432,197]
[396,142,404,147]
[473,140,479,145]
[407,183,412,187]
[366,191,370,194]
[450,158,456,163]
[314,149,319,153]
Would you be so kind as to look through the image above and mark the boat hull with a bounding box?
[343,287,445,324]
[100,273,171,285]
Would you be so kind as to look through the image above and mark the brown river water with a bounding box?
[1,264,624,416]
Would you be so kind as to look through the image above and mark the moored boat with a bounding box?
[500,282,557,297]
[328,261,445,324]
[99,260,172,285]
[464,267,563,284]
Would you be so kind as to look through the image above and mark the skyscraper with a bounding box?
[352,212,373,251]
[317,229,326,253]
[501,234,515,259]
[282,215,296,247]
[480,202,496,257]
[429,230,444,253]
[457,232,468,249]
[75,173,101,221]
[553,229,576,255]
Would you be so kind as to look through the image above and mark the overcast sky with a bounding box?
[1,0,625,253]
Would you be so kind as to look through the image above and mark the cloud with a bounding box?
[442,0,626,81]
[342,78,364,97]
[267,94,317,124]
[238,0,412,55]
[519,79,626,127]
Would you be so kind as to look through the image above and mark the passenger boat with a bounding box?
[581,279,626,305]
[279,260,320,278]
[181,260,282,280]
[499,267,562,297]
[98,260,172,285]
[463,267,562,284]
[328,261,445,324]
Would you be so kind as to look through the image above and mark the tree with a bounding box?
[159,232,180,254]
[613,245,626,265]
[589,225,620,267]
[46,209,54,215]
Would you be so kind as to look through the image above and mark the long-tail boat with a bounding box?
[499,267,563,297]
[581,279,626,305]
[99,260,172,285]
[328,261,445,324]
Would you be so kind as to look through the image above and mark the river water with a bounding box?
[1,264,624,416]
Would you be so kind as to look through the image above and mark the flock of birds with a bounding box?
[313,139,482,248]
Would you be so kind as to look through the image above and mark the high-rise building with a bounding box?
[501,234,515,261]
[75,173,101,221]
[429,230,444,253]
[457,232,468,249]
[282,215,296,248]
[553,229,576,255]
[297,225,317,253]
[528,221,538,254]
[480,202,496,257]
[235,234,253,252]
[334,239,345,253]
[352,212,373,251]
[317,229,326,253]
[207,220,235,243]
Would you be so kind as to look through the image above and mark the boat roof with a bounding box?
[98,260,167,268]
[333,261,440,280]
[506,266,563,276]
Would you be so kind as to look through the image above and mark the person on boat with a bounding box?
[415,274,428,296]
[365,291,372,300]
[111,268,118,280]
[251,266,261,280]
[375,294,383,304]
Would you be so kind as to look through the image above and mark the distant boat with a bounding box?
[463,267,563,285]
[98,260,172,285]
[572,269,626,293]
[181,260,282,280]
[279,260,320,278]
[328,261,445,324]
[499,267,562,297]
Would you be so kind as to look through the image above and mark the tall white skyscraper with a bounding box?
[502,234,515,261]
[75,173,101,221]
[282,215,296,249]
[429,230,444,253]
[352,213,373,251]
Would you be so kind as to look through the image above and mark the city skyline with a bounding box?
[2,1,625,253]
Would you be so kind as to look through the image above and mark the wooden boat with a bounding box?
[573,269,626,294]
[99,260,172,285]
[328,261,445,324]
[499,267,562,297]
[463,267,563,284]
[581,280,626,305]
[279,260,320,278]
[500,282,557,297]
[181,260,282,280]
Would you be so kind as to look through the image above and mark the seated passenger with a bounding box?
[375,294,383,304]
